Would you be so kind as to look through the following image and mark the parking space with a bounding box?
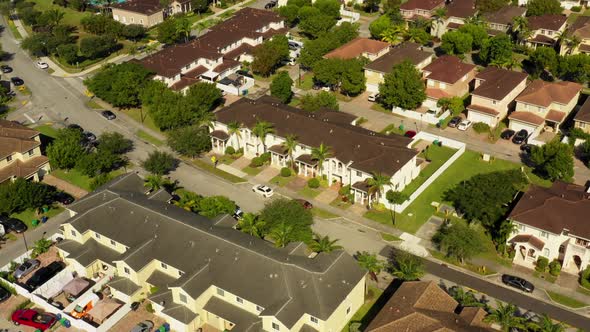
[16,246,61,285]
[109,302,165,332]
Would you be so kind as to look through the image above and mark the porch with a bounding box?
[510,234,546,270]
[351,180,376,206]
[268,144,289,168]
[296,154,319,178]
[210,131,230,154]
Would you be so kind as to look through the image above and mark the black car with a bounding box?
[447,116,462,128]
[82,131,96,142]
[502,274,534,293]
[10,77,24,86]
[0,285,10,303]
[1,65,13,73]
[0,216,27,233]
[236,70,253,79]
[54,191,74,205]
[67,124,83,132]
[520,144,533,154]
[512,129,529,144]
[26,261,65,291]
[264,0,277,9]
[500,129,515,140]
[101,110,116,120]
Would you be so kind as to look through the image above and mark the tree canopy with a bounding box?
[167,126,211,158]
[526,0,563,16]
[252,35,290,77]
[458,23,489,50]
[313,58,366,96]
[141,151,177,175]
[300,91,339,112]
[85,62,153,108]
[479,34,513,66]
[530,140,574,182]
[432,222,486,263]
[259,198,314,244]
[475,0,509,13]
[299,23,359,69]
[441,31,473,55]
[0,178,56,215]
[46,128,85,170]
[379,60,426,110]
[270,71,294,103]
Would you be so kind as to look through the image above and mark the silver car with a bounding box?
[13,259,40,279]
[131,320,154,332]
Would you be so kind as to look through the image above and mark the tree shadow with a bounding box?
[357,278,404,330]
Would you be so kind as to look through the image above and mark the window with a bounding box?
[28,150,34,156]
[492,100,497,105]
[179,271,184,276]
[356,171,362,177]
[236,296,244,304]
[310,316,319,324]
[70,230,77,237]
[124,267,130,274]
[6,155,12,162]
[519,224,526,231]
[540,231,549,238]
[161,262,168,269]
[217,288,224,296]
[130,17,134,23]
[346,306,351,315]
[272,323,280,331]
[179,293,187,303]
[256,305,264,312]
[110,239,116,246]
[543,248,550,257]
[140,19,143,24]
[95,232,101,239]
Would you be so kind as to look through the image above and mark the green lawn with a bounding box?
[578,287,590,297]
[297,74,314,90]
[401,145,457,197]
[380,232,401,242]
[11,207,64,229]
[123,108,162,134]
[85,99,103,110]
[311,208,338,219]
[241,166,264,176]
[330,197,352,209]
[6,17,22,39]
[191,158,245,183]
[31,0,91,26]
[430,249,496,276]
[299,186,322,198]
[547,291,588,308]
[137,129,164,147]
[51,168,126,191]
[533,271,557,283]
[341,286,384,332]
[269,174,295,187]
[33,124,59,139]
[380,123,405,136]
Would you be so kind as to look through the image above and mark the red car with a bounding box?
[404,130,417,138]
[12,309,57,331]
[294,199,313,209]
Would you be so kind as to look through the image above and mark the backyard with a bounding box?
[30,0,91,27]
[51,168,127,191]
[401,144,457,197]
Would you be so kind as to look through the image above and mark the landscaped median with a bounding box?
[189,158,245,184]
[546,290,589,309]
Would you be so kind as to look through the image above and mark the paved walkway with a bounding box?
[43,174,88,198]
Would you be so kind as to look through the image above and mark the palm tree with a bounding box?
[390,251,424,281]
[449,286,485,308]
[196,111,215,131]
[176,18,192,43]
[227,121,243,150]
[380,25,406,45]
[311,143,331,177]
[144,174,169,192]
[356,251,383,282]
[309,234,342,253]
[533,314,565,332]
[174,191,201,212]
[284,134,298,171]
[46,9,65,28]
[566,35,581,55]
[237,213,266,238]
[270,222,293,248]
[484,302,526,332]
[511,16,528,34]
[252,120,275,154]
[465,13,485,26]
[367,172,392,206]
[432,7,447,37]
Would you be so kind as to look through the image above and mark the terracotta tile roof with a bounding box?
[446,0,477,18]
[423,55,476,84]
[213,58,240,74]
[528,14,566,31]
[516,80,581,107]
[467,104,499,116]
[567,16,590,39]
[446,22,463,30]
[509,234,545,251]
[546,109,566,123]
[472,67,528,101]
[214,96,417,176]
[111,0,162,15]
[484,6,526,26]
[426,88,452,100]
[508,181,590,239]
[224,43,255,60]
[579,44,590,53]
[401,0,445,10]
[509,111,544,125]
[529,34,555,45]
[574,98,590,123]
[0,156,49,183]
[324,38,390,60]
[366,281,493,332]
[365,42,433,73]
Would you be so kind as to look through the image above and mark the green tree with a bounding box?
[432,222,486,264]
[284,134,299,171]
[369,14,392,39]
[484,302,526,332]
[176,18,192,43]
[441,31,473,55]
[390,251,424,281]
[313,58,343,87]
[311,143,332,176]
[278,4,300,26]
[356,251,383,281]
[314,0,341,18]
[45,9,65,28]
[557,53,590,83]
[530,46,557,77]
[270,222,295,248]
[75,149,121,177]
[157,18,182,44]
[85,62,153,108]
[196,196,236,218]
[143,174,169,192]
[480,34,513,66]
[533,314,565,332]
[385,190,408,224]
[252,120,275,154]
[47,128,86,170]
[122,24,146,41]
[300,14,336,39]
[340,59,366,96]
[300,91,339,112]
[382,0,401,13]
[270,71,294,103]
[530,140,574,181]
[379,60,426,110]
[79,35,118,59]
[237,213,266,238]
[167,126,211,158]
[260,198,314,244]
[141,151,177,175]
[0,179,56,215]
[308,233,342,253]
[526,0,563,16]
[437,97,465,115]
[458,23,489,49]
[449,286,485,308]
[57,44,78,64]
[191,0,209,14]
[31,238,53,258]
[21,33,51,56]
[475,0,509,13]
[380,25,406,44]
[367,172,391,204]
[252,35,290,76]
[174,191,202,212]
[97,132,133,154]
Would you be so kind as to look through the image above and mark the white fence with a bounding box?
[388,131,466,213]
[339,7,360,23]
[391,106,451,125]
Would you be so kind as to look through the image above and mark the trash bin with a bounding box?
[42,207,49,213]
[41,216,48,223]
[31,219,39,227]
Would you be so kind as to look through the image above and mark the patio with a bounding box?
[109,301,166,332]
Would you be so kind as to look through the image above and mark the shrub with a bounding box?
[250,157,263,167]
[260,152,271,163]
[581,267,590,288]
[280,167,291,177]
[236,148,244,155]
[145,302,154,313]
[571,5,582,12]
[0,279,16,295]
[472,122,490,134]
[535,256,549,272]
[339,185,351,196]
[15,300,32,311]
[549,260,561,277]
[308,177,320,188]
[225,146,236,155]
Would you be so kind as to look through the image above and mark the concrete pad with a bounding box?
[217,164,247,178]
[230,156,251,169]
[285,177,307,191]
[315,188,339,204]
[255,166,280,182]
[399,233,429,257]
[349,204,368,216]
[416,216,444,241]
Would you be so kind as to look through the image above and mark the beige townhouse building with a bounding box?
[0,120,50,183]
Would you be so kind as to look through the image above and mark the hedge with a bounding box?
[535,256,549,272]
[308,178,320,188]
[549,260,561,277]
[473,122,490,134]
[280,167,291,177]
[225,146,236,155]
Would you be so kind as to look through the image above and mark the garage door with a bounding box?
[509,120,538,134]
[467,111,495,126]
[366,83,379,93]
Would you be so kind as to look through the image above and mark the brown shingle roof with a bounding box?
[516,80,581,107]
[446,0,477,19]
[509,111,544,125]
[364,42,433,73]
[508,182,590,239]
[484,6,526,26]
[0,156,49,183]
[567,15,590,39]
[529,34,556,45]
[426,88,452,100]
[366,281,493,332]
[401,0,445,11]
[170,65,208,91]
[111,0,162,15]
[574,98,590,123]
[210,130,229,140]
[214,96,418,176]
[324,38,390,60]
[467,104,499,116]
[423,55,476,84]
[509,234,545,251]
[0,119,39,139]
[472,67,528,101]
[527,14,567,31]
[546,109,566,123]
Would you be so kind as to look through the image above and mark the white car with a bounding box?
[368,93,379,102]
[252,184,274,198]
[457,120,472,131]
[36,61,49,69]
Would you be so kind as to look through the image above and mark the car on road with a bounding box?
[512,129,528,145]
[10,77,24,86]
[232,206,244,220]
[294,199,313,209]
[367,92,379,102]
[447,116,462,128]
[500,129,515,140]
[101,110,116,120]
[36,61,49,69]
[404,130,417,138]
[26,261,65,291]
[457,120,472,131]
[67,123,83,132]
[13,259,40,279]
[501,274,534,293]
[1,65,13,73]
[0,216,27,233]
[0,284,11,303]
[12,309,57,331]
[131,320,154,332]
[54,191,74,205]
[252,184,274,198]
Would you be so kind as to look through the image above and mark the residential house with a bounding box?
[421,55,476,111]
[323,38,390,61]
[466,67,528,127]
[574,97,590,133]
[0,120,50,183]
[484,6,527,35]
[524,14,567,49]
[509,80,581,139]
[431,0,477,38]
[507,181,590,274]
[364,42,434,93]
[139,8,286,92]
[365,280,493,332]
[57,173,367,332]
[560,16,590,55]
[111,0,192,28]
[210,96,421,206]
[518,0,581,10]
[400,0,445,22]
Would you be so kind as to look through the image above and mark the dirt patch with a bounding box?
[43,174,88,199]
[109,302,165,332]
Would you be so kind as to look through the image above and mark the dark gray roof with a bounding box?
[300,324,319,332]
[63,173,366,328]
[57,238,121,267]
[364,42,433,74]
[107,276,142,296]
[575,98,590,123]
[203,297,261,330]
[146,270,177,289]
[162,303,199,324]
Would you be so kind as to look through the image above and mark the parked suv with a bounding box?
[26,261,64,291]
